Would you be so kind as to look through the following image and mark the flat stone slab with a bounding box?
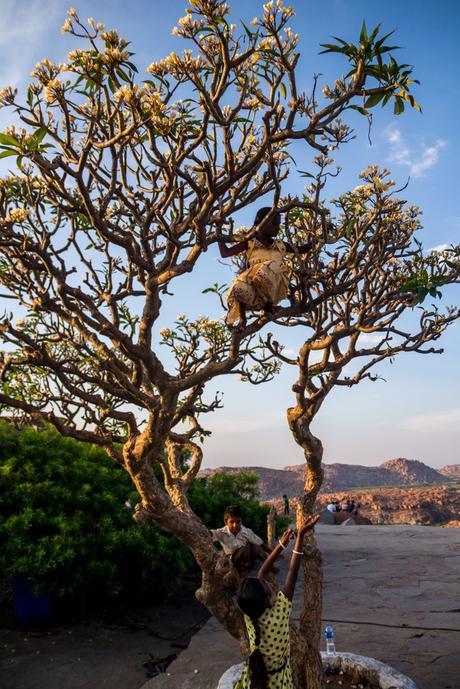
[143,526,460,689]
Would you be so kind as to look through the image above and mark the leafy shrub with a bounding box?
[0,421,192,605]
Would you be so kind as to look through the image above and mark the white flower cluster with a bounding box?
[4,209,29,223]
[61,8,104,34]
[0,86,17,109]
[188,0,229,18]
[147,51,203,79]
[44,79,64,104]
[263,0,295,19]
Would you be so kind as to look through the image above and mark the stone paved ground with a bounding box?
[145,525,460,689]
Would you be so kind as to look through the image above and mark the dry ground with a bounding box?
[0,574,210,689]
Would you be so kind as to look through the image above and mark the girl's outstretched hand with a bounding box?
[279,528,295,548]
[297,514,320,538]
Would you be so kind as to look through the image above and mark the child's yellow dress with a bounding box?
[226,239,289,325]
[234,590,293,689]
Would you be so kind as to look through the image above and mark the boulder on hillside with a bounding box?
[352,514,372,525]
[342,517,357,526]
[319,510,372,526]
[334,511,352,525]
[439,464,460,480]
[334,511,372,525]
[319,509,335,525]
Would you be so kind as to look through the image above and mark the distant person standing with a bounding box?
[282,494,290,516]
[327,500,336,513]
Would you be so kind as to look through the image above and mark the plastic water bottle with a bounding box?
[324,625,336,655]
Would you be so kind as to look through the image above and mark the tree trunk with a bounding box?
[287,408,325,689]
[125,445,248,644]
[195,563,249,654]
[301,538,324,689]
[267,505,277,548]
[289,532,324,689]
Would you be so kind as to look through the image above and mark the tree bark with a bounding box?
[267,505,277,548]
[287,407,326,689]
[195,564,249,653]
[300,538,324,689]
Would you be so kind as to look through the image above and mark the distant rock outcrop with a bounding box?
[379,458,451,486]
[200,458,457,501]
[315,486,460,527]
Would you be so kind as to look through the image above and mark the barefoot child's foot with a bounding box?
[263,301,275,316]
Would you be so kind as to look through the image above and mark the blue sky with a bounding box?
[1,0,459,470]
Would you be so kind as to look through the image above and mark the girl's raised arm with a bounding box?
[257,528,294,581]
[283,515,320,601]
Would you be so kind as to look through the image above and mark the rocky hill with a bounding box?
[439,464,460,481]
[200,465,302,500]
[200,458,457,501]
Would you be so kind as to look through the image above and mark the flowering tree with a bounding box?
[264,164,460,686]
[0,1,441,686]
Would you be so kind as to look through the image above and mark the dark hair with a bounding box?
[254,207,281,226]
[237,578,269,689]
[224,505,243,520]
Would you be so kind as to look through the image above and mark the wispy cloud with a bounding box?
[400,408,460,433]
[0,0,62,87]
[384,127,447,178]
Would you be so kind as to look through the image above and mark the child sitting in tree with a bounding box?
[235,514,320,689]
[218,207,312,331]
[211,505,276,578]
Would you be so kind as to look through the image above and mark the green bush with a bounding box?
[0,421,192,604]
[0,421,287,609]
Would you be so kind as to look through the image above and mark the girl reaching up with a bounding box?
[218,207,311,332]
[234,514,320,689]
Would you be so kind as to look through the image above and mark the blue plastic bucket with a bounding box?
[12,576,53,625]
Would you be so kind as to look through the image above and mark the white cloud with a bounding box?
[282,346,298,358]
[358,333,384,345]
[384,126,447,178]
[400,408,460,433]
[428,243,450,254]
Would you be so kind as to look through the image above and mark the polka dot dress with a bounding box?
[234,591,293,689]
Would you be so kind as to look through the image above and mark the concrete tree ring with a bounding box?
[217,662,245,689]
[217,654,418,689]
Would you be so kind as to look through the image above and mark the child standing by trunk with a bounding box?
[234,514,320,689]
